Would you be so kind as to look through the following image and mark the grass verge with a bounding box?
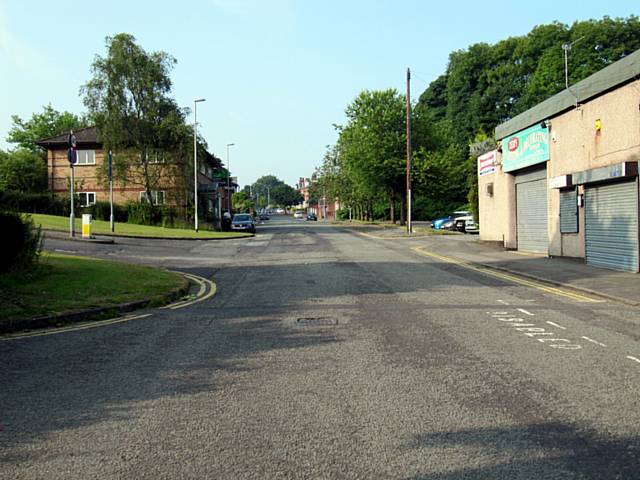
[29,213,251,239]
[0,253,186,322]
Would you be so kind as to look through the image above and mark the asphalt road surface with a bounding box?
[2,215,639,479]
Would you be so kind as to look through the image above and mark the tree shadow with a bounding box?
[404,423,640,479]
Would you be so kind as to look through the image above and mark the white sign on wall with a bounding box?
[478,150,497,176]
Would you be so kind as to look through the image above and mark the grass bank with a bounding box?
[0,253,186,323]
[29,213,251,239]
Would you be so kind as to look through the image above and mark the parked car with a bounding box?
[293,210,304,219]
[465,217,479,234]
[306,213,317,221]
[276,208,285,214]
[231,213,256,233]
[259,213,270,221]
[431,211,470,230]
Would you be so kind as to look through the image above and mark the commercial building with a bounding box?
[479,48,640,272]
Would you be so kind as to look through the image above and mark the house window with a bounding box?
[559,188,578,233]
[76,150,96,165]
[140,151,165,164]
[77,192,96,206]
[139,190,165,205]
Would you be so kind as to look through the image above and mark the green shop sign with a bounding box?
[501,124,549,172]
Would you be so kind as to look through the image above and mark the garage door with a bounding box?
[585,180,638,272]
[516,170,548,253]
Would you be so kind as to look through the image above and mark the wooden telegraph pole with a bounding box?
[406,68,412,234]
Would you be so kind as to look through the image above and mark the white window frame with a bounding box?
[139,190,165,205]
[76,150,96,165]
[77,192,96,207]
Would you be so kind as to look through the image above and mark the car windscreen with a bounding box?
[233,215,252,222]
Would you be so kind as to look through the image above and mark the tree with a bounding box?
[231,191,254,213]
[0,149,48,192]
[270,183,302,207]
[82,33,192,210]
[7,105,87,155]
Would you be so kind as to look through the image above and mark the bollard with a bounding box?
[82,214,92,239]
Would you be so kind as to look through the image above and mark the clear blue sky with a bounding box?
[0,0,637,187]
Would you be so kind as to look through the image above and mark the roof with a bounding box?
[496,48,640,140]
[36,126,99,147]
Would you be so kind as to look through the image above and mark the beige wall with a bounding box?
[480,78,640,256]
[548,79,640,257]
[479,159,516,247]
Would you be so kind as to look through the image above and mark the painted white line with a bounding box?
[54,249,76,253]
[626,356,640,365]
[516,308,534,316]
[546,321,567,330]
[497,300,510,305]
[581,336,606,347]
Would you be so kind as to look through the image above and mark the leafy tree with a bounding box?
[231,191,254,213]
[7,105,87,155]
[0,149,48,192]
[270,183,302,207]
[82,33,192,210]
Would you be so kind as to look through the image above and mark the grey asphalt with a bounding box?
[1,216,639,479]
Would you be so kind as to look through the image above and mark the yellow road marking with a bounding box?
[165,272,217,310]
[412,246,602,303]
[0,314,153,342]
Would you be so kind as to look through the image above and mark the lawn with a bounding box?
[0,253,187,321]
[29,213,251,239]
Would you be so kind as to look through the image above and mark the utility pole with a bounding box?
[193,98,206,232]
[406,67,412,234]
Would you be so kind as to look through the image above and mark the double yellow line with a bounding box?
[412,246,601,303]
[162,272,217,310]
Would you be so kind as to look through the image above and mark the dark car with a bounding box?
[231,214,256,233]
[259,213,270,221]
[306,213,317,221]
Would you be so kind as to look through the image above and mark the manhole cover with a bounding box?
[296,317,338,326]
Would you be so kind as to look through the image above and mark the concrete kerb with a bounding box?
[42,228,253,242]
[0,274,191,335]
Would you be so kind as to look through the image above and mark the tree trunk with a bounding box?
[400,194,406,226]
[389,193,396,224]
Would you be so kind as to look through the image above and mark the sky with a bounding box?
[0,1,637,188]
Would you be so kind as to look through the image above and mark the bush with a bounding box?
[0,190,79,216]
[0,212,42,272]
[82,201,128,222]
[337,208,350,220]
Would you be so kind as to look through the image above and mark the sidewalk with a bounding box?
[353,224,640,307]
[421,234,640,306]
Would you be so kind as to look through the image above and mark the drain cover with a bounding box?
[296,317,338,326]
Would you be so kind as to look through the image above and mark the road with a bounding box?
[1,215,639,479]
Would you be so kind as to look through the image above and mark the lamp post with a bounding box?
[226,143,235,212]
[193,98,206,232]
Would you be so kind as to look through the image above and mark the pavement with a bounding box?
[354,224,640,307]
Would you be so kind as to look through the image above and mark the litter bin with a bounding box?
[82,214,92,239]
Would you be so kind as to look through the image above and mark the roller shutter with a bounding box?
[585,180,638,272]
[516,170,548,253]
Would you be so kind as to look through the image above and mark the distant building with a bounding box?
[36,126,234,222]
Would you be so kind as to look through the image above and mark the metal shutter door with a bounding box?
[516,178,548,253]
[560,188,578,233]
[585,180,638,272]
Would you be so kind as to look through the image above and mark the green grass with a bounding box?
[0,253,186,321]
[28,213,251,239]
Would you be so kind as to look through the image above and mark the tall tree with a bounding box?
[82,33,191,208]
[7,105,86,155]
[0,149,48,192]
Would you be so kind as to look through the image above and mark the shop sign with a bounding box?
[501,124,549,172]
[478,150,497,176]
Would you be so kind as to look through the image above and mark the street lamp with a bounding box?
[226,143,235,212]
[193,98,206,232]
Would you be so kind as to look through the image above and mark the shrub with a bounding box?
[0,212,42,272]
[82,201,128,222]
